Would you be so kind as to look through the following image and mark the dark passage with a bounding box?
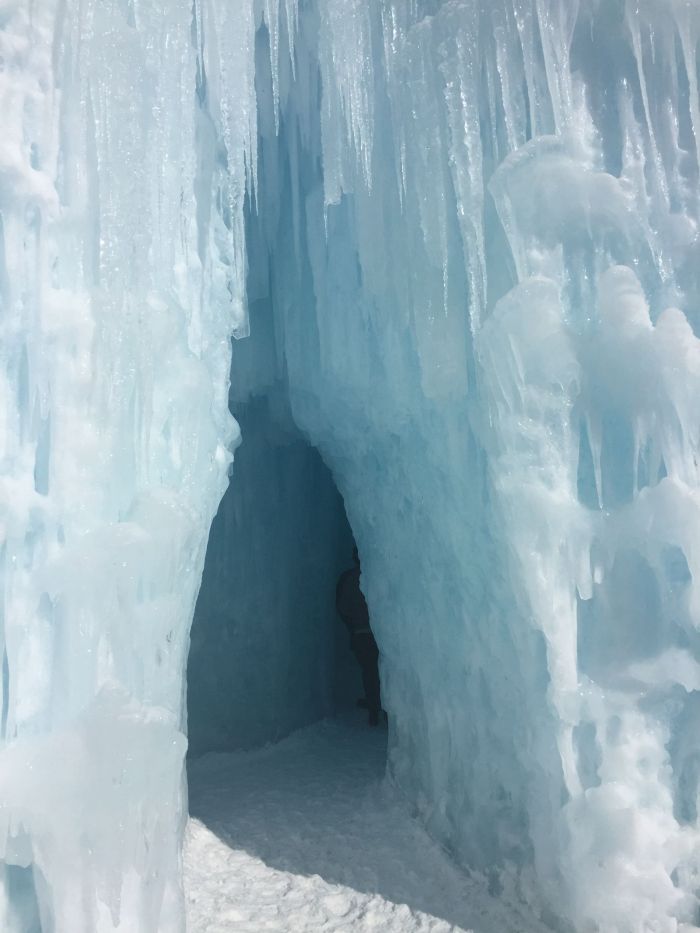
[186,346,366,756]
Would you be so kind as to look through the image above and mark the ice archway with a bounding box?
[3,1,700,931]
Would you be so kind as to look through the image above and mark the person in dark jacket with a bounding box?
[336,547,381,726]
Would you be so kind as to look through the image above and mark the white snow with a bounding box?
[184,714,552,933]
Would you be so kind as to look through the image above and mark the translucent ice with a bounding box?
[5,1,700,932]
[0,0,252,929]
[248,1,700,930]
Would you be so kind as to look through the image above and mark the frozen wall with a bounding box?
[187,292,354,755]
[0,1,257,930]
[5,1,700,932]
[250,1,700,931]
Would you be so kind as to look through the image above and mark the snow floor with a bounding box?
[184,712,553,933]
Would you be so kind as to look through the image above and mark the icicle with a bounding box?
[625,4,671,209]
[264,0,281,132]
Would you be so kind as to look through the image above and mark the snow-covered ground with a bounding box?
[184,714,553,932]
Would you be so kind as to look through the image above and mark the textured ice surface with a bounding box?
[4,1,700,932]
[0,1,249,929]
[250,2,700,930]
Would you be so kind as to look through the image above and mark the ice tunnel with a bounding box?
[4,1,700,931]
[187,291,360,756]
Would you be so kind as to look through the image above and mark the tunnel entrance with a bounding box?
[186,373,363,757]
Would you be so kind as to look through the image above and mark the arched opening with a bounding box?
[0,864,43,933]
[186,300,367,757]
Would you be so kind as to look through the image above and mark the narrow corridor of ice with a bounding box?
[184,715,552,933]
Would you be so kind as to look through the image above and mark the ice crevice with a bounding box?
[3,1,700,932]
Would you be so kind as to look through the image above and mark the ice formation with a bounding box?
[4,0,700,931]
[0,1,247,928]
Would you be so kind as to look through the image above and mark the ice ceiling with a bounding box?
[3,0,700,931]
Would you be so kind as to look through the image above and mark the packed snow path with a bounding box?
[184,715,552,932]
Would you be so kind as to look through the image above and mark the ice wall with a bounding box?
[0,1,257,929]
[251,1,700,930]
[6,1,700,931]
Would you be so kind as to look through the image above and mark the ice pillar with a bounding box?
[0,1,254,929]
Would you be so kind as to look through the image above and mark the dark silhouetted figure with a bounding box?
[336,547,381,726]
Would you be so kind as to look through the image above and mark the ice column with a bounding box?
[0,1,255,930]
